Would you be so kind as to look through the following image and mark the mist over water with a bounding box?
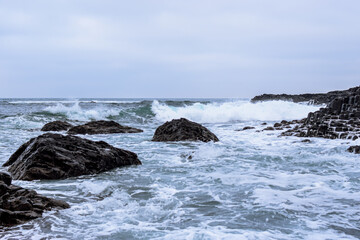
[0,98,359,240]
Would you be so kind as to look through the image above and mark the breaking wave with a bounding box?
[151,100,321,123]
[43,102,119,121]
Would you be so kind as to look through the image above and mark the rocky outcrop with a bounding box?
[0,172,69,226]
[251,86,360,105]
[152,118,219,142]
[67,120,143,135]
[3,133,142,181]
[347,146,360,154]
[41,121,73,131]
[281,87,360,140]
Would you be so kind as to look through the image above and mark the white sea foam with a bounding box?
[43,102,119,121]
[151,100,321,123]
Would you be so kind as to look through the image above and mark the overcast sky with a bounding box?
[0,0,359,98]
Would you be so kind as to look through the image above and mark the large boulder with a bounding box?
[152,118,219,142]
[0,172,69,226]
[41,121,73,131]
[67,120,143,135]
[3,133,142,181]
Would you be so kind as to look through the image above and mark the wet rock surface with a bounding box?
[280,87,360,140]
[251,86,360,104]
[347,146,360,154]
[67,120,143,135]
[0,172,69,226]
[236,126,255,131]
[3,133,142,181]
[152,118,219,142]
[41,121,73,131]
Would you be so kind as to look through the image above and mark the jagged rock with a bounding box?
[251,86,360,104]
[347,146,360,154]
[67,120,143,135]
[152,118,219,142]
[41,121,73,131]
[0,172,69,226]
[3,133,141,181]
[281,87,360,140]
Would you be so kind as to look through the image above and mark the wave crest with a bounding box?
[151,100,321,123]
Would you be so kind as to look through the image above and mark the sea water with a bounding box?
[0,98,359,240]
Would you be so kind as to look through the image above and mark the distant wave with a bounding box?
[151,100,321,123]
[9,100,142,104]
[43,102,119,121]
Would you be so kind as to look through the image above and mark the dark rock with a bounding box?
[347,146,360,154]
[41,121,73,132]
[263,127,275,131]
[0,174,69,226]
[261,123,267,125]
[280,86,360,140]
[301,139,311,143]
[152,118,219,142]
[67,120,143,135]
[251,86,360,105]
[3,133,142,181]
[274,123,282,128]
[238,126,255,131]
[0,172,11,186]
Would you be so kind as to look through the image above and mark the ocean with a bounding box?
[0,98,359,239]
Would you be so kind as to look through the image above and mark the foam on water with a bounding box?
[151,100,321,123]
[43,102,119,121]
[1,98,359,240]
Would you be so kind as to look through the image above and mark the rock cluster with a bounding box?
[67,120,143,135]
[251,86,360,104]
[0,172,69,226]
[152,118,219,142]
[281,87,360,140]
[3,133,142,181]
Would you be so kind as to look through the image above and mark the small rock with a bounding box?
[347,146,360,154]
[41,121,73,131]
[67,120,143,135]
[263,127,275,131]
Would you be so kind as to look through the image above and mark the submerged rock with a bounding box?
[0,172,69,226]
[237,126,255,131]
[3,133,142,181]
[152,118,219,142]
[67,120,143,135]
[251,86,360,104]
[41,121,73,131]
[347,146,360,154]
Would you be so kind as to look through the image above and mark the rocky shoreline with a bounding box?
[1,86,359,226]
[251,86,360,105]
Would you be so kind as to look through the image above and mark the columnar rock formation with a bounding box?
[251,86,360,105]
[280,87,360,140]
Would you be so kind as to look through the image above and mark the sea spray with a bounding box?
[151,100,321,123]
